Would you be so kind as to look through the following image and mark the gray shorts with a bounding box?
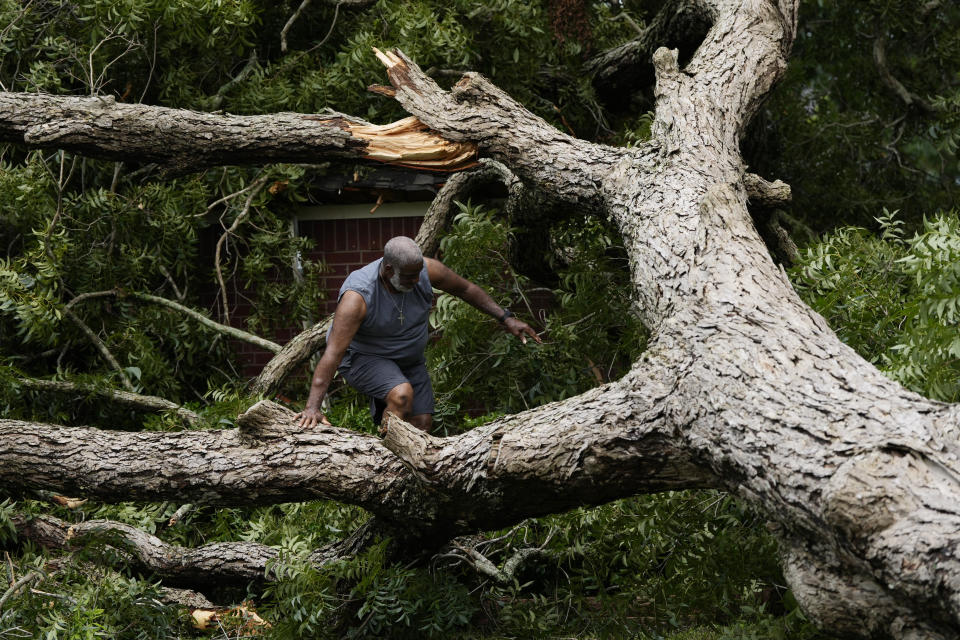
[338,351,434,424]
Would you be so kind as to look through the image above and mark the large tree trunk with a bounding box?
[2,0,959,637]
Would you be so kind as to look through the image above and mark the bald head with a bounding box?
[383,236,423,270]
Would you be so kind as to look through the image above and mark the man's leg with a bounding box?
[340,354,433,431]
[401,361,434,433]
[340,353,410,426]
[408,413,432,432]
[384,382,413,419]
[384,384,432,432]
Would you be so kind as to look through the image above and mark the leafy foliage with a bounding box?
[428,201,647,433]
[749,0,960,228]
[792,209,960,402]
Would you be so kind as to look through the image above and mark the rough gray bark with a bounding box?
[0,94,476,173]
[586,0,715,106]
[11,512,277,586]
[2,0,959,637]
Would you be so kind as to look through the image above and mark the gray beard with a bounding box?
[390,272,414,293]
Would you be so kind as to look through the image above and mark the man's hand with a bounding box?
[296,406,332,429]
[425,258,543,345]
[504,316,542,345]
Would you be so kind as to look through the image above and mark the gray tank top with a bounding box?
[334,258,433,365]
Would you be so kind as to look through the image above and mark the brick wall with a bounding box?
[299,216,425,315]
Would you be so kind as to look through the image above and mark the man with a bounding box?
[296,236,540,432]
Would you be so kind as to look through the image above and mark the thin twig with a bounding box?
[61,307,135,392]
[0,0,35,90]
[196,177,269,218]
[42,152,69,262]
[65,289,281,353]
[64,289,119,311]
[214,175,269,325]
[0,571,41,611]
[302,1,343,55]
[157,264,186,302]
[4,552,13,588]
[280,0,313,53]
[109,161,122,191]
[137,20,160,103]
[210,50,258,110]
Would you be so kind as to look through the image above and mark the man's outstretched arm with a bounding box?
[296,291,366,428]
[425,257,541,344]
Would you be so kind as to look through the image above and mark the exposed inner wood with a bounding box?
[344,115,478,170]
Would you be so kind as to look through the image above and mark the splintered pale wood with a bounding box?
[344,116,478,169]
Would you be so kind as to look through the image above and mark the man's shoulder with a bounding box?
[340,258,381,297]
[343,258,381,284]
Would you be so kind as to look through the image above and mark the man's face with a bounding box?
[387,261,422,293]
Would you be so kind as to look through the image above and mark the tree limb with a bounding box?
[872,36,936,114]
[15,377,200,424]
[0,94,477,174]
[247,316,332,397]
[10,513,276,586]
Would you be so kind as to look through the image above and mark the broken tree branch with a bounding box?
[373,48,622,209]
[0,94,477,174]
[872,36,936,114]
[743,173,791,208]
[10,513,275,585]
[16,377,200,424]
[61,307,135,392]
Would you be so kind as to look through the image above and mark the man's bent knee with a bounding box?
[385,382,414,414]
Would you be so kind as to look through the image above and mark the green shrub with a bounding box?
[792,209,960,401]
[427,201,647,433]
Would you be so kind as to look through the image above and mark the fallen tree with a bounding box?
[2,0,959,637]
